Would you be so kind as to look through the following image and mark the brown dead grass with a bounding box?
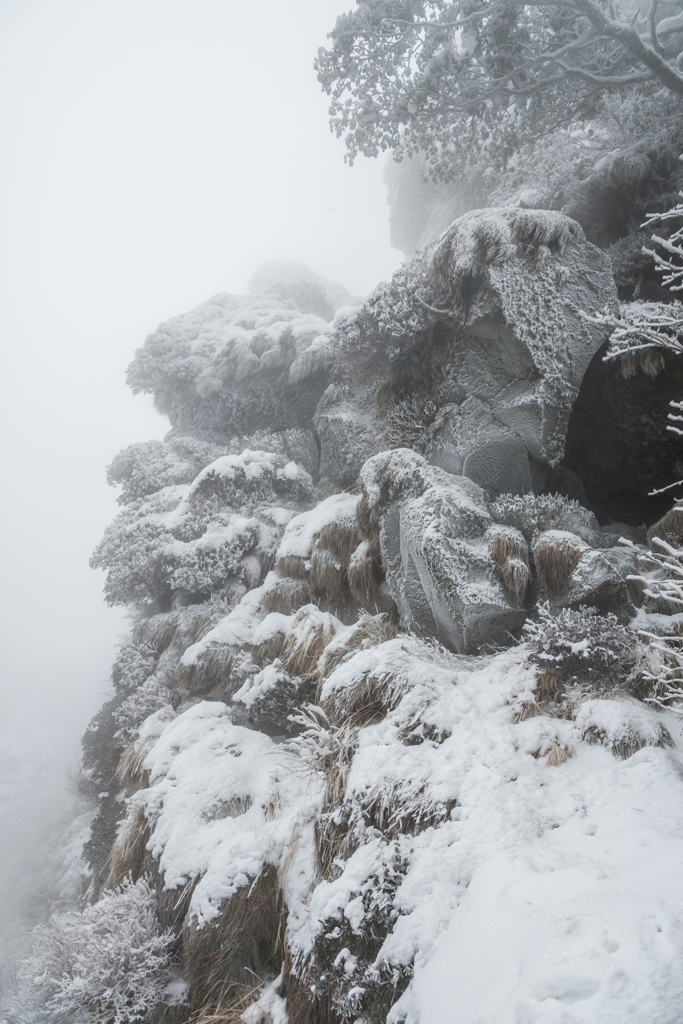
[361,780,455,840]
[534,669,564,704]
[183,865,285,1011]
[283,608,338,677]
[175,643,234,697]
[583,723,674,759]
[251,633,288,668]
[318,613,398,683]
[620,348,665,380]
[347,543,382,606]
[321,666,406,727]
[262,578,313,615]
[310,548,347,603]
[133,614,178,654]
[116,737,152,793]
[543,741,574,767]
[532,534,584,596]
[281,950,340,1024]
[315,519,360,562]
[106,806,150,889]
[487,526,530,603]
[510,699,540,724]
[274,554,309,581]
[649,505,683,547]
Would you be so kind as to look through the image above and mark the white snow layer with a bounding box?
[134,701,316,926]
[276,491,359,559]
[128,640,683,1022]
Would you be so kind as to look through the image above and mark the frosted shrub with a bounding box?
[490,493,598,544]
[107,438,227,507]
[114,678,174,734]
[626,528,683,712]
[523,603,636,696]
[112,639,159,695]
[20,878,175,1024]
[334,253,431,362]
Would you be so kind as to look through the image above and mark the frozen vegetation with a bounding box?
[11,4,683,1022]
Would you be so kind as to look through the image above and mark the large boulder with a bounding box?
[358,450,527,653]
[126,281,337,442]
[317,208,618,493]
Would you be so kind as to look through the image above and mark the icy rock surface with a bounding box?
[45,254,683,1024]
[318,208,617,491]
[359,450,526,652]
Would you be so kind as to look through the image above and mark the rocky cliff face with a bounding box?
[16,208,683,1024]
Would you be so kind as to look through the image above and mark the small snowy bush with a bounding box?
[114,678,174,734]
[625,527,683,712]
[490,493,598,544]
[523,604,637,695]
[112,639,159,695]
[19,878,175,1024]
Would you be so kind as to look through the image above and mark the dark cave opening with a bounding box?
[560,340,683,527]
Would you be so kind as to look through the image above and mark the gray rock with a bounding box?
[532,529,632,620]
[359,450,526,653]
[318,208,618,493]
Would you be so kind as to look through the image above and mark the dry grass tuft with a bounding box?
[188,601,232,645]
[262,578,313,615]
[318,613,398,682]
[543,741,574,767]
[347,542,382,606]
[105,806,151,889]
[155,872,201,932]
[532,533,584,596]
[310,548,347,603]
[648,505,683,547]
[360,780,455,840]
[116,737,152,793]
[283,607,338,676]
[321,666,407,727]
[286,707,357,809]
[281,950,340,1024]
[186,981,272,1024]
[175,643,234,697]
[620,348,666,379]
[183,865,285,1011]
[274,554,309,581]
[315,519,360,562]
[534,669,563,704]
[133,614,178,654]
[251,633,288,668]
[428,209,583,316]
[510,699,540,724]
[583,723,674,760]
[487,525,530,603]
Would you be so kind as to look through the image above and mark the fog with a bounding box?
[0,0,400,952]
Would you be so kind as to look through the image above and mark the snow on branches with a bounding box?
[91,449,312,607]
[523,602,637,695]
[581,196,683,371]
[19,878,175,1024]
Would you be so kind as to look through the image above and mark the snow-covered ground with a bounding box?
[117,636,683,1023]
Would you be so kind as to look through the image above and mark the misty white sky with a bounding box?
[0,0,401,760]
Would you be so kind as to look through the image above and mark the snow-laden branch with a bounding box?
[580,303,683,359]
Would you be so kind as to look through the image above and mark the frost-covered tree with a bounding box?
[583,195,683,491]
[523,602,636,693]
[18,879,175,1024]
[316,0,683,179]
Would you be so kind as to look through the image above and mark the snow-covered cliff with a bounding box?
[10,211,683,1024]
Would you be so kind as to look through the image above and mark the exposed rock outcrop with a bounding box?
[35,225,683,1024]
[318,208,618,494]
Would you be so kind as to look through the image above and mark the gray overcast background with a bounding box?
[0,0,401,768]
